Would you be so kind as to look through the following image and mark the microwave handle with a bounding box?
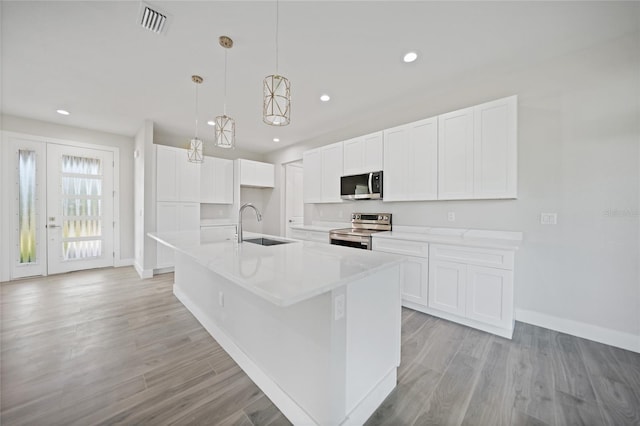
[368,173,373,194]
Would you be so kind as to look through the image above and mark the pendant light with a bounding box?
[187,75,204,163]
[263,0,290,126]
[215,36,235,149]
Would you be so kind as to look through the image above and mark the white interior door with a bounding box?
[285,162,304,238]
[46,144,114,274]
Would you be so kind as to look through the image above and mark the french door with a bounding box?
[11,139,114,278]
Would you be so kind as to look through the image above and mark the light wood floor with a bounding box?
[1,267,639,426]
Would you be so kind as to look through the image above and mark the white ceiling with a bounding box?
[2,1,638,154]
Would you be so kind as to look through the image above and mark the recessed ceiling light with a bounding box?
[320,94,331,102]
[273,138,280,143]
[403,52,418,63]
[56,109,70,115]
[207,120,215,126]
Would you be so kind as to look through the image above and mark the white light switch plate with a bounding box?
[447,212,456,222]
[540,213,558,225]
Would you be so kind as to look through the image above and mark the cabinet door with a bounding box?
[438,107,474,200]
[156,202,179,268]
[362,131,383,172]
[156,146,178,201]
[180,157,201,202]
[401,257,429,306]
[200,157,216,203]
[428,259,466,316]
[383,118,437,201]
[343,137,364,176]
[382,126,408,201]
[256,162,275,188]
[321,142,343,203]
[466,265,513,329]
[239,159,256,186]
[307,230,329,243]
[215,158,234,204]
[473,96,517,199]
[303,149,322,203]
[407,117,438,200]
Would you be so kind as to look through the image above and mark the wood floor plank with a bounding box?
[578,338,640,425]
[412,351,482,425]
[554,389,605,426]
[550,331,598,403]
[461,339,512,425]
[3,268,639,426]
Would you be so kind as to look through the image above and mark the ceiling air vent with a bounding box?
[138,3,168,34]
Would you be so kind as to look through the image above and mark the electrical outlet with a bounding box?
[218,291,225,307]
[540,213,558,225]
[447,212,456,222]
[334,294,345,321]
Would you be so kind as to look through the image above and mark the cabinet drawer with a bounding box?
[430,244,513,270]
[373,238,429,258]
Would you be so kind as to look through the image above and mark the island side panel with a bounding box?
[173,251,347,425]
[344,264,402,421]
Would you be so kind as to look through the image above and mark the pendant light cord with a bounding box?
[224,48,228,116]
[194,82,199,138]
[275,0,279,74]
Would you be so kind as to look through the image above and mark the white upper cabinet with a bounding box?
[383,117,438,201]
[473,96,517,199]
[238,159,274,188]
[156,145,201,203]
[303,149,322,203]
[438,95,517,200]
[321,142,344,203]
[438,107,475,200]
[343,131,383,176]
[303,141,343,203]
[201,156,234,204]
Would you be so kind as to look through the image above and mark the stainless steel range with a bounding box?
[329,213,392,250]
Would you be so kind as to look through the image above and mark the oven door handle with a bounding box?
[330,233,368,244]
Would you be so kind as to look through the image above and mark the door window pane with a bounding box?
[62,155,101,175]
[18,150,37,264]
[63,240,102,260]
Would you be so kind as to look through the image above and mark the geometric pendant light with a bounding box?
[187,75,205,163]
[214,36,236,149]
[263,0,290,126]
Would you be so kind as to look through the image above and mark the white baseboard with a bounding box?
[134,262,153,279]
[516,308,640,354]
[114,258,134,267]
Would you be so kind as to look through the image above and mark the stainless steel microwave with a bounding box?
[340,171,383,200]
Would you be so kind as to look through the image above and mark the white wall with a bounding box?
[0,114,135,265]
[133,120,157,277]
[265,33,640,349]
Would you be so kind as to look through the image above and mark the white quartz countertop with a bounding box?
[373,226,522,250]
[149,230,404,307]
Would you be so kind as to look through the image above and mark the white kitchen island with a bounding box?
[149,230,403,426]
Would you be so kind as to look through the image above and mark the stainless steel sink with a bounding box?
[244,237,292,246]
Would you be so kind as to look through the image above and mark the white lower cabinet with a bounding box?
[428,244,514,337]
[372,238,429,307]
[466,265,513,329]
[428,260,466,316]
[374,235,515,338]
[400,257,429,306]
[156,202,200,269]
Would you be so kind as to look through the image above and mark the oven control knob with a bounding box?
[384,215,389,221]
[378,215,382,220]
[356,214,361,220]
